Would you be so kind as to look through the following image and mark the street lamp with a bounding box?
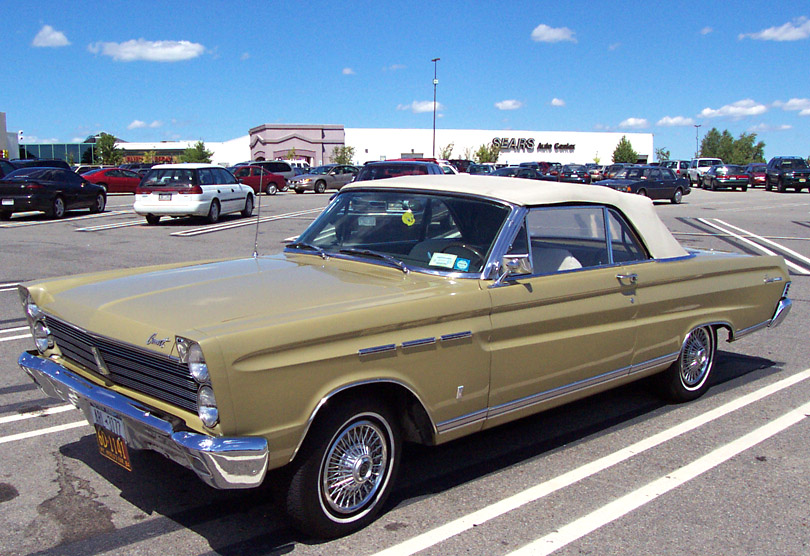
[694,124,702,157]
[431,57,440,158]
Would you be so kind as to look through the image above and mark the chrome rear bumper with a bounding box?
[18,351,268,489]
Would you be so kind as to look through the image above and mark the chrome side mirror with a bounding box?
[491,254,532,288]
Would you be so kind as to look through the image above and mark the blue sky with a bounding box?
[3,1,809,161]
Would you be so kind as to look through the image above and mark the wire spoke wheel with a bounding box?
[679,327,713,390]
[321,418,388,516]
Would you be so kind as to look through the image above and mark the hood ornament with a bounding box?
[147,334,170,348]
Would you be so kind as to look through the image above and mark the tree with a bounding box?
[330,145,355,165]
[655,147,671,161]
[700,128,765,164]
[593,152,601,165]
[96,133,122,165]
[179,141,213,163]
[142,151,157,164]
[612,136,638,163]
[286,147,298,160]
[438,143,454,160]
[474,143,500,163]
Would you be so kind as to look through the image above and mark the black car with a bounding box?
[703,165,749,191]
[765,156,810,192]
[595,165,690,204]
[0,167,106,220]
[491,166,543,179]
[354,161,443,181]
[10,158,72,170]
[547,164,591,184]
[0,159,16,178]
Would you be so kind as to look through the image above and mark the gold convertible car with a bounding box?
[18,175,791,537]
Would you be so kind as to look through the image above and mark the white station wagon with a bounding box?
[133,163,255,225]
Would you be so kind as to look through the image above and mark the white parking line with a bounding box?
[0,421,87,445]
[371,368,810,556]
[0,210,130,228]
[714,218,810,268]
[171,208,323,237]
[507,400,810,556]
[697,218,810,275]
[0,404,74,425]
[76,219,143,232]
[0,334,30,343]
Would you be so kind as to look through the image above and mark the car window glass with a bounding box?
[199,169,215,185]
[214,168,236,184]
[234,168,249,177]
[608,209,648,263]
[525,206,608,272]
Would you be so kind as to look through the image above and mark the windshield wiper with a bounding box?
[287,241,329,260]
[338,248,410,274]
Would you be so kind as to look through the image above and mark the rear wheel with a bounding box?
[657,326,716,402]
[284,398,400,539]
[48,196,66,219]
[206,199,220,223]
[637,188,648,197]
[145,214,161,225]
[295,188,304,194]
[266,183,278,195]
[0,211,10,221]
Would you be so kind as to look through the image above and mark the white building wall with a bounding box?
[345,128,653,166]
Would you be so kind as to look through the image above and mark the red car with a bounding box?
[83,168,142,193]
[745,163,767,188]
[231,165,287,195]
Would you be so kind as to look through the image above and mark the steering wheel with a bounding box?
[440,243,485,269]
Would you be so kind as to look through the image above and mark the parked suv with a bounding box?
[687,158,722,187]
[765,156,810,192]
[253,160,296,182]
[661,160,689,178]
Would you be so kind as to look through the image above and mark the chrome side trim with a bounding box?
[18,351,268,490]
[358,344,396,357]
[440,331,473,342]
[401,337,437,349]
[436,352,679,434]
[734,320,770,340]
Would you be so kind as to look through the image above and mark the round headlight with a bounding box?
[197,385,219,428]
[33,321,53,353]
[188,344,209,384]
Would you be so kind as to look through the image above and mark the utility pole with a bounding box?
[694,124,702,157]
[432,58,440,158]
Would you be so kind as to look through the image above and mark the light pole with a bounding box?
[694,124,702,157]
[431,57,440,158]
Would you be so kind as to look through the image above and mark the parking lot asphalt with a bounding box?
[1,186,809,556]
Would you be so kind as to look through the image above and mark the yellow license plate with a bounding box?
[91,405,132,471]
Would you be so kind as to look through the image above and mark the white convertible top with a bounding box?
[343,174,689,260]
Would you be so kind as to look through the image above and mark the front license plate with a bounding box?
[1,199,12,206]
[91,405,132,471]
[800,179,806,183]
[159,193,172,201]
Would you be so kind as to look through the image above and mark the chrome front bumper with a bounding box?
[18,351,268,490]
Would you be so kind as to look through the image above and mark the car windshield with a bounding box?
[782,159,809,169]
[141,168,196,187]
[307,166,334,175]
[292,189,511,274]
[698,159,721,167]
[566,165,586,172]
[493,167,519,177]
[725,165,745,174]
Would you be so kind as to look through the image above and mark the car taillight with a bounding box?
[136,187,151,194]
[188,185,203,194]
[25,183,45,190]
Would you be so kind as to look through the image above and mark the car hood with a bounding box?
[27,253,480,356]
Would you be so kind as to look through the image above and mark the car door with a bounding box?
[485,205,640,428]
[55,170,86,208]
[213,168,243,213]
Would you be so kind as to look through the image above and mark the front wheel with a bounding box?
[89,193,106,213]
[777,178,787,193]
[656,326,716,402]
[285,398,401,539]
[671,188,683,204]
[314,180,327,194]
[241,194,254,217]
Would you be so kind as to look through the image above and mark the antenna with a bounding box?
[252,168,263,258]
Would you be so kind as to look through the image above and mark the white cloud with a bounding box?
[774,98,810,116]
[127,120,162,130]
[748,123,793,133]
[608,42,621,51]
[397,100,443,114]
[700,27,713,35]
[240,52,250,61]
[342,67,356,75]
[32,25,70,47]
[531,24,577,43]
[699,99,767,119]
[384,64,406,71]
[657,115,695,126]
[619,118,649,129]
[87,39,205,62]
[551,98,565,107]
[495,100,524,110]
[739,16,810,41]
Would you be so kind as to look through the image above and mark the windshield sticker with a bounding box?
[401,210,415,227]
[429,252,458,269]
[453,258,471,272]
[358,216,376,227]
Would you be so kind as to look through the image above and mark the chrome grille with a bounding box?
[45,315,198,412]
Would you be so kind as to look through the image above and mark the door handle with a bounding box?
[616,273,638,285]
